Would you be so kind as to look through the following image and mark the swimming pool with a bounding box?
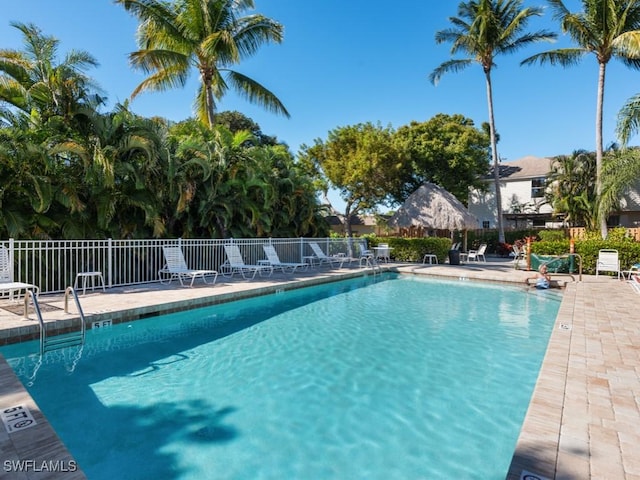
[1,274,561,479]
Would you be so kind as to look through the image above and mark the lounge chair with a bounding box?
[262,245,308,273]
[159,246,218,287]
[629,274,640,294]
[308,242,349,268]
[222,244,273,280]
[0,246,39,300]
[467,244,487,262]
[596,249,621,279]
[622,263,640,280]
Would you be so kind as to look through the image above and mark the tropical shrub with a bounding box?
[368,237,452,263]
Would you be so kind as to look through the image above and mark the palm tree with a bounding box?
[49,105,164,237]
[617,93,640,145]
[430,0,555,243]
[599,146,640,225]
[0,22,104,127]
[522,0,640,238]
[115,0,289,128]
[546,150,597,227]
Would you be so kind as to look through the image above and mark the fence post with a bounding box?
[8,238,15,281]
[108,238,113,288]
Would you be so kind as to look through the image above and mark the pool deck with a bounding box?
[0,258,638,479]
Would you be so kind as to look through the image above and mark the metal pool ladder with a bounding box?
[25,287,87,355]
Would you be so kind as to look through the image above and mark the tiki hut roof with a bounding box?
[388,182,479,230]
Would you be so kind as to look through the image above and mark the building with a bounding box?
[326,214,392,236]
[468,155,640,230]
[468,156,556,229]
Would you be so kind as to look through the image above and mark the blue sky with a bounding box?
[2,0,639,209]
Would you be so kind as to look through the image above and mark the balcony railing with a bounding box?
[1,237,361,295]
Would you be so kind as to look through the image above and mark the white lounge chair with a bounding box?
[467,244,487,262]
[308,242,348,268]
[222,244,273,280]
[0,246,39,300]
[159,246,218,287]
[262,245,308,273]
[629,274,640,294]
[596,249,621,279]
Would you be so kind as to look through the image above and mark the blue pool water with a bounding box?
[1,275,561,479]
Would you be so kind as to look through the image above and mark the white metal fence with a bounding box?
[1,237,364,295]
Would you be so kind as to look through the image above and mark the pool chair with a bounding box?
[307,242,349,268]
[595,249,621,279]
[467,244,487,262]
[629,274,640,294]
[623,263,640,280]
[159,246,218,287]
[0,246,40,300]
[222,244,274,280]
[262,245,308,273]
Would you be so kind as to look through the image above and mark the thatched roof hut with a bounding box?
[389,182,479,231]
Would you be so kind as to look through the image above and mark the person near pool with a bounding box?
[530,264,551,289]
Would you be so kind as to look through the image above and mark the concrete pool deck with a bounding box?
[0,258,638,479]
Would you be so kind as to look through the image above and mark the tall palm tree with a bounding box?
[115,0,289,128]
[522,0,640,238]
[430,0,555,243]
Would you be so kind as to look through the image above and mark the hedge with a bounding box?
[367,237,452,263]
[530,239,640,275]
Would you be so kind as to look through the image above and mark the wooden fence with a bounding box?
[568,227,640,242]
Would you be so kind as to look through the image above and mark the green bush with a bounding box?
[537,230,566,242]
[369,237,452,263]
[530,239,640,274]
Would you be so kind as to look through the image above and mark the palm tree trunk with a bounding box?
[204,79,216,128]
[485,71,505,243]
[596,61,608,239]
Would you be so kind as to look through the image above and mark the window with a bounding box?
[482,220,490,229]
[531,177,546,198]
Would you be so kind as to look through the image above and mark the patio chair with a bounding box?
[511,244,525,269]
[629,274,640,294]
[595,249,621,279]
[308,242,348,268]
[262,245,308,273]
[622,263,640,280]
[159,246,218,287]
[0,246,40,300]
[222,244,274,280]
[467,244,487,262]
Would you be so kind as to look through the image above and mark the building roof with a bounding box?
[325,214,386,226]
[486,155,553,180]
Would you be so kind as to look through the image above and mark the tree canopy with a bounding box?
[115,0,289,128]
[299,122,405,236]
[431,0,556,242]
[390,114,491,205]
[522,0,640,237]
